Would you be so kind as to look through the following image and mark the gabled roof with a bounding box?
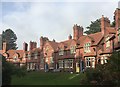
[48,41,59,51]
[7,50,25,58]
[106,27,116,34]
[78,32,103,47]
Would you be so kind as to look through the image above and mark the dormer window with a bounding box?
[59,49,64,55]
[84,43,91,53]
[106,37,110,48]
[70,46,76,54]
[118,28,120,42]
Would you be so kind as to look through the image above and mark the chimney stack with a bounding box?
[2,42,7,53]
[29,41,37,51]
[73,24,83,40]
[40,36,49,50]
[100,15,110,35]
[68,34,72,40]
[23,42,28,51]
[114,8,120,30]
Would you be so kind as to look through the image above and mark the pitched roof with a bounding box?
[7,50,25,58]
[106,27,116,34]
[58,39,77,50]
[78,32,103,47]
[48,41,59,51]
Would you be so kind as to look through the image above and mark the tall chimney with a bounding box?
[23,42,28,51]
[73,24,83,40]
[68,34,72,40]
[100,15,110,35]
[114,8,120,30]
[40,36,49,50]
[2,42,7,53]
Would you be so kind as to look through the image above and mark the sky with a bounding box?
[0,0,120,50]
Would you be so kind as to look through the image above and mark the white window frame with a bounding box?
[13,56,18,62]
[85,57,95,68]
[70,46,76,54]
[45,57,48,62]
[69,59,73,68]
[59,49,64,55]
[50,57,54,63]
[28,54,31,60]
[91,58,95,68]
[58,60,63,68]
[106,37,110,48]
[34,53,38,59]
[84,43,91,53]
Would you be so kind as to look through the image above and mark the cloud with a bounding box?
[1,1,119,49]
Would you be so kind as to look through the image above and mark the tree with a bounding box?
[2,29,18,51]
[80,51,120,85]
[84,19,115,35]
[84,19,101,35]
[2,54,26,85]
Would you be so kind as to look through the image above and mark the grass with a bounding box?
[11,71,85,85]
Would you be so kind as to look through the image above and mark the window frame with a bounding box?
[84,42,91,53]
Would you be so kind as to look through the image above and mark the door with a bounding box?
[76,62,80,73]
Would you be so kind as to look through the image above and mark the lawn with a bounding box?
[11,71,85,85]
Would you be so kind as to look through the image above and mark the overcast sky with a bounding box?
[0,0,120,50]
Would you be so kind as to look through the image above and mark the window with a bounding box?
[50,57,54,63]
[45,57,48,62]
[46,46,49,52]
[69,59,73,68]
[86,58,91,67]
[106,37,110,48]
[64,60,69,68]
[84,43,91,53]
[40,58,44,64]
[91,58,95,68]
[104,57,108,63]
[58,60,63,68]
[13,56,18,62]
[118,28,120,42]
[70,46,76,54]
[101,57,104,64]
[28,54,31,60]
[34,53,38,59]
[59,49,64,55]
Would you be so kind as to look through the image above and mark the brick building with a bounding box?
[0,8,120,73]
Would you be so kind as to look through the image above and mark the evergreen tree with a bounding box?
[84,19,101,35]
[2,29,18,51]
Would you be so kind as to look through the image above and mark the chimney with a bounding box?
[100,15,110,35]
[68,34,72,40]
[2,42,7,53]
[40,36,49,50]
[73,24,83,40]
[29,41,37,51]
[23,42,28,51]
[53,39,56,42]
[114,8,120,30]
